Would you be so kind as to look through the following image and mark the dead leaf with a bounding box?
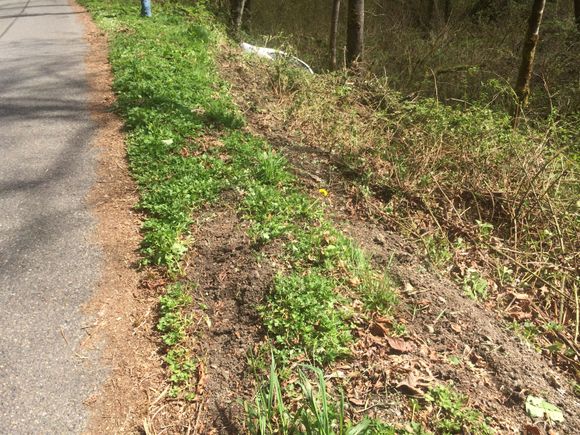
[348,397,365,406]
[512,293,529,301]
[404,282,415,294]
[396,382,424,397]
[370,322,389,337]
[386,336,413,353]
[417,299,431,307]
[514,312,532,321]
[367,333,384,347]
[196,362,206,396]
[523,424,544,435]
[450,323,462,333]
[396,370,432,397]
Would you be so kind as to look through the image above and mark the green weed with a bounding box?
[259,273,352,365]
[392,320,408,337]
[508,320,540,344]
[156,283,197,398]
[158,283,193,346]
[425,385,493,434]
[423,233,453,269]
[475,220,494,240]
[245,357,398,435]
[462,269,489,301]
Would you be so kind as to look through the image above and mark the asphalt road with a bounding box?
[0,0,104,432]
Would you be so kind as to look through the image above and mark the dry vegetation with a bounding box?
[220,50,579,373]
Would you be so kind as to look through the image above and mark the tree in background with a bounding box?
[346,0,364,66]
[444,0,452,23]
[514,0,547,123]
[231,0,248,34]
[575,0,580,29]
[329,0,342,70]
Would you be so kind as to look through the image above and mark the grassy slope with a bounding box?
[223,47,579,364]
[79,0,407,430]
[79,1,575,433]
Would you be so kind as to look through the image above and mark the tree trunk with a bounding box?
[443,0,452,22]
[330,0,342,70]
[575,0,580,30]
[346,0,364,66]
[514,0,546,123]
[426,0,435,30]
[244,0,252,29]
[231,0,247,34]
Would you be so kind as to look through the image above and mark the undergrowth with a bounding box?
[225,49,579,369]
[245,357,401,435]
[245,358,492,435]
[157,283,197,399]
[425,385,493,435]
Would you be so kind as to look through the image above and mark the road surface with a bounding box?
[0,0,103,432]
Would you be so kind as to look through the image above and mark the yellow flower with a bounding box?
[319,188,329,197]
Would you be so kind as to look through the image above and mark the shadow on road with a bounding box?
[0,11,84,20]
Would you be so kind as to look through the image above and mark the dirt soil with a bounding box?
[185,204,274,433]
[218,48,580,434]
[140,202,276,434]
[71,2,166,433]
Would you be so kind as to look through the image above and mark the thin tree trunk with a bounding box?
[231,0,247,34]
[575,0,580,30]
[346,0,364,66]
[443,0,452,22]
[514,0,546,123]
[330,0,342,70]
[244,0,252,30]
[426,0,435,30]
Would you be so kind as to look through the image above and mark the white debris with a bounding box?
[240,42,314,74]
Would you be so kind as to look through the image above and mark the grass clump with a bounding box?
[245,358,399,435]
[425,385,493,435]
[157,283,197,399]
[259,273,352,365]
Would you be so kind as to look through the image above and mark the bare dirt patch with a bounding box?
[145,203,274,434]
[71,2,165,433]
[185,204,273,434]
